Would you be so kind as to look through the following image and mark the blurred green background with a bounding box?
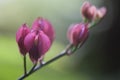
[0,0,120,80]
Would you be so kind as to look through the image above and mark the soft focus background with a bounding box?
[0,0,120,80]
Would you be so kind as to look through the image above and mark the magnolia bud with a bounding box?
[16,24,30,55]
[32,17,55,44]
[24,30,51,63]
[67,23,89,46]
[81,1,97,21]
[87,5,97,20]
[81,1,91,17]
[96,7,107,19]
[81,1,107,21]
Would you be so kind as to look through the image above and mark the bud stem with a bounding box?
[23,56,27,75]
[88,16,105,29]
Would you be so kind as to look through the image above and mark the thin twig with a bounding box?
[28,63,37,74]
[89,16,106,29]
[23,56,27,75]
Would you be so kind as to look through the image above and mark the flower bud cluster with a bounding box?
[16,1,107,64]
[81,1,107,21]
[67,1,106,47]
[16,17,55,63]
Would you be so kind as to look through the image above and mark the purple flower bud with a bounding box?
[16,24,30,55]
[67,23,89,46]
[32,17,55,44]
[24,30,51,63]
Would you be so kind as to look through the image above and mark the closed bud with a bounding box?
[32,17,55,44]
[81,1,97,21]
[87,5,97,20]
[24,30,51,64]
[81,1,91,17]
[96,7,107,19]
[67,23,89,46]
[81,1,107,22]
[16,24,30,55]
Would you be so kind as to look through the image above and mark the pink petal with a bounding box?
[32,17,55,43]
[96,7,107,19]
[28,31,51,63]
[32,17,41,30]
[29,41,40,64]
[38,31,51,61]
[72,24,85,45]
[16,23,30,55]
[16,24,30,42]
[24,31,36,52]
[87,5,97,20]
[81,1,91,18]
[67,24,79,44]
[67,23,89,46]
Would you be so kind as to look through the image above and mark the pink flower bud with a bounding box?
[81,1,107,21]
[81,1,91,18]
[16,24,30,55]
[24,30,51,63]
[81,1,97,21]
[87,5,97,20]
[67,23,89,46]
[32,17,55,44]
[96,7,107,19]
